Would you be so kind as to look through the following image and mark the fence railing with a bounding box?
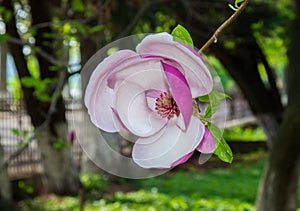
[0,96,83,180]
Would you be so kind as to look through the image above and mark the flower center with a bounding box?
[155,92,180,119]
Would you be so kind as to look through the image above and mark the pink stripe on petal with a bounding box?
[161,61,193,127]
[137,33,213,97]
[171,151,194,167]
[182,44,205,63]
[84,50,138,132]
[197,127,216,154]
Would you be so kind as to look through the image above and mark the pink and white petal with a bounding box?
[85,50,137,109]
[89,86,121,132]
[132,116,205,168]
[196,127,216,154]
[145,90,162,111]
[136,33,213,97]
[115,81,167,137]
[108,58,168,92]
[84,50,138,132]
[198,153,213,165]
[132,124,180,167]
[136,126,167,145]
[171,151,194,167]
[161,61,193,127]
[176,113,186,130]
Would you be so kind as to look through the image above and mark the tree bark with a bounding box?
[36,122,80,195]
[212,38,283,147]
[0,144,12,207]
[255,1,300,209]
[256,102,300,211]
[0,44,7,93]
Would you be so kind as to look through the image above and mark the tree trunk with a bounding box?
[36,122,80,195]
[3,0,80,194]
[212,38,283,147]
[0,144,12,207]
[0,44,7,93]
[255,1,300,209]
[256,102,300,211]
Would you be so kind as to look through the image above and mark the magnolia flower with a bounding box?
[84,32,216,168]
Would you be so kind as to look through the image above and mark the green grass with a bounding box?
[130,161,264,203]
[18,160,262,210]
[223,126,267,141]
[122,160,265,210]
[17,156,300,211]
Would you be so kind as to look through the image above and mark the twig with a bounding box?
[199,0,250,54]
[0,136,34,171]
[31,19,89,30]
[38,70,68,131]
[8,36,80,69]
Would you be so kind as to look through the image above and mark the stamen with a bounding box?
[155,92,180,119]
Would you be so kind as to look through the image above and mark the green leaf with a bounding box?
[235,0,245,8]
[207,122,233,163]
[198,94,210,103]
[34,78,58,102]
[228,0,245,10]
[199,89,230,118]
[11,128,22,136]
[21,77,58,102]
[228,4,238,11]
[0,6,12,22]
[89,25,105,34]
[53,139,70,149]
[71,0,85,12]
[42,32,57,39]
[21,77,39,88]
[0,34,8,43]
[171,24,194,47]
[4,10,12,22]
[214,136,233,163]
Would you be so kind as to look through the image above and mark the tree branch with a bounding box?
[199,0,250,53]
[114,0,172,39]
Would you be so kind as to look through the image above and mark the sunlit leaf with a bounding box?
[228,4,238,11]
[71,0,85,12]
[89,25,105,34]
[0,34,8,43]
[199,89,230,118]
[11,128,22,136]
[207,122,233,163]
[53,139,70,149]
[21,77,39,88]
[171,24,194,47]
[228,0,245,10]
[235,0,245,8]
[214,136,233,163]
[0,6,12,22]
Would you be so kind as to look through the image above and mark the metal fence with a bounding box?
[0,95,83,180]
[0,92,253,180]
